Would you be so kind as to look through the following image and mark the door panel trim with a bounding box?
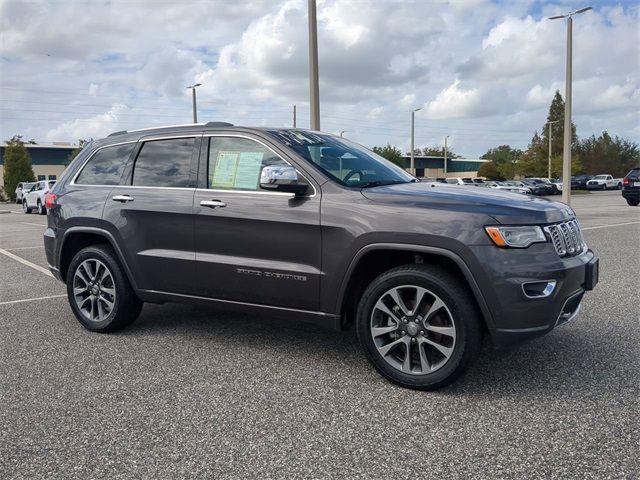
[196,251,322,275]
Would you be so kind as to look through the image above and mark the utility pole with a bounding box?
[410,108,421,175]
[186,83,202,123]
[549,6,591,204]
[546,120,559,179]
[308,0,320,130]
[444,135,450,177]
[293,105,297,128]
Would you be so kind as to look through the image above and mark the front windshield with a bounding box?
[593,175,607,180]
[267,130,415,188]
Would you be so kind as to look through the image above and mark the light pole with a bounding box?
[293,105,297,128]
[545,120,559,179]
[549,6,591,204]
[186,83,202,123]
[410,108,421,175]
[444,135,450,177]
[308,0,320,130]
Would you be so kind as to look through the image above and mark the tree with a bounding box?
[477,161,502,180]
[412,146,460,158]
[3,135,35,201]
[480,145,522,180]
[575,132,639,176]
[540,90,577,158]
[372,144,404,167]
[65,139,90,166]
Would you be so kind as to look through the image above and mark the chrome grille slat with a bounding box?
[544,219,585,257]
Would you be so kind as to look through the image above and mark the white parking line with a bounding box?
[0,248,54,277]
[582,221,640,231]
[20,222,47,227]
[0,294,66,306]
[6,246,44,251]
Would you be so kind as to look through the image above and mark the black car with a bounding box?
[43,123,599,390]
[571,174,593,190]
[520,179,548,195]
[622,167,640,206]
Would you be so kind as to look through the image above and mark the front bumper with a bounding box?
[467,244,598,347]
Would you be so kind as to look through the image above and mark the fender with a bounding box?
[336,242,495,329]
[60,226,139,290]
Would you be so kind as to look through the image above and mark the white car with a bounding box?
[23,180,56,215]
[586,174,622,190]
[14,181,35,204]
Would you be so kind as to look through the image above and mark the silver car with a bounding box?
[14,182,35,204]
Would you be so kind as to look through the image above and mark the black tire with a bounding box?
[356,265,482,390]
[37,200,45,215]
[66,245,143,333]
[23,200,31,214]
[617,183,622,190]
[626,198,640,206]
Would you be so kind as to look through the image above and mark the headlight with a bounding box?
[485,226,546,248]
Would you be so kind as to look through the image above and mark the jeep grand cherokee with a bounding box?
[43,123,599,390]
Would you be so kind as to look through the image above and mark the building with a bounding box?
[0,143,75,186]
[400,155,487,178]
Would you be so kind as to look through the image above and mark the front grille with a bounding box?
[544,220,585,257]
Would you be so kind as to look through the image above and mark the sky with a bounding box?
[0,0,638,158]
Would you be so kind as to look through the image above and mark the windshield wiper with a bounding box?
[359,180,410,188]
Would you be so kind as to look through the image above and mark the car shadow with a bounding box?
[122,302,625,398]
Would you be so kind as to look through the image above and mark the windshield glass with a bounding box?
[593,175,607,180]
[267,130,415,188]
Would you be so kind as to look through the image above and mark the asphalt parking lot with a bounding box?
[1,190,639,479]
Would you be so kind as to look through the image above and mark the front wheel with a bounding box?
[23,200,32,214]
[37,200,45,215]
[66,245,143,332]
[356,265,482,390]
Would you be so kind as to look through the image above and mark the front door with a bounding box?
[193,134,321,311]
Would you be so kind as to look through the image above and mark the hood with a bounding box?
[360,182,574,225]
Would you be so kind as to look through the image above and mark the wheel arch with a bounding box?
[59,227,138,290]
[337,243,494,332]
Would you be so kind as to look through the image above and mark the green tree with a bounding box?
[477,161,502,180]
[575,132,639,176]
[65,139,89,166]
[413,146,460,158]
[480,145,522,180]
[3,135,36,201]
[372,144,404,167]
[540,90,577,158]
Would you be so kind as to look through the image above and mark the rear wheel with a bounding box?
[37,200,45,215]
[356,265,482,390]
[66,245,143,332]
[22,200,31,214]
[626,198,639,206]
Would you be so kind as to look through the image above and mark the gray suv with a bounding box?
[44,123,599,389]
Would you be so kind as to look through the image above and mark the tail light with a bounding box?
[44,192,58,209]
[623,178,630,187]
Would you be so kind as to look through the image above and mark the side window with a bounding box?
[37,175,46,181]
[75,143,134,185]
[207,137,289,191]
[132,138,195,188]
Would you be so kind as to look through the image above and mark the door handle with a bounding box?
[200,200,227,208]
[112,195,134,203]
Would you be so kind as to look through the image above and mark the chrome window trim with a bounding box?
[70,140,138,186]
[203,133,317,198]
[195,187,293,197]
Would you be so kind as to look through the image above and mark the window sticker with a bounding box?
[211,151,239,187]
[233,151,264,190]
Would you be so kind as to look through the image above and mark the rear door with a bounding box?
[102,134,201,295]
[193,133,322,310]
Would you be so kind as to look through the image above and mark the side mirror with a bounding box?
[260,165,309,195]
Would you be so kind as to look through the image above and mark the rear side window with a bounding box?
[75,143,134,185]
[132,138,195,188]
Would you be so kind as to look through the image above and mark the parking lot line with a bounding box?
[20,222,47,227]
[582,221,640,231]
[0,294,66,306]
[0,248,54,277]
[5,245,45,251]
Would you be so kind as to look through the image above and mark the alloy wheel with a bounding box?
[73,259,116,322]
[370,285,456,375]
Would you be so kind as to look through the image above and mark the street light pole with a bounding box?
[410,108,421,175]
[444,135,450,177]
[186,83,202,123]
[293,105,297,128]
[545,120,559,179]
[549,6,591,204]
[308,0,320,130]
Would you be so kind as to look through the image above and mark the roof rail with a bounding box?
[107,121,234,137]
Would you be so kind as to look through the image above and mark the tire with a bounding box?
[37,200,45,215]
[626,198,640,206]
[356,265,482,390]
[66,245,143,333]
[23,200,32,214]
[617,183,622,190]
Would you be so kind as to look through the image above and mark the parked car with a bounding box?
[571,174,593,190]
[621,167,640,206]
[520,179,548,196]
[14,182,35,203]
[586,174,623,190]
[524,178,556,196]
[490,181,530,195]
[44,123,599,390]
[23,180,56,214]
[551,178,563,192]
